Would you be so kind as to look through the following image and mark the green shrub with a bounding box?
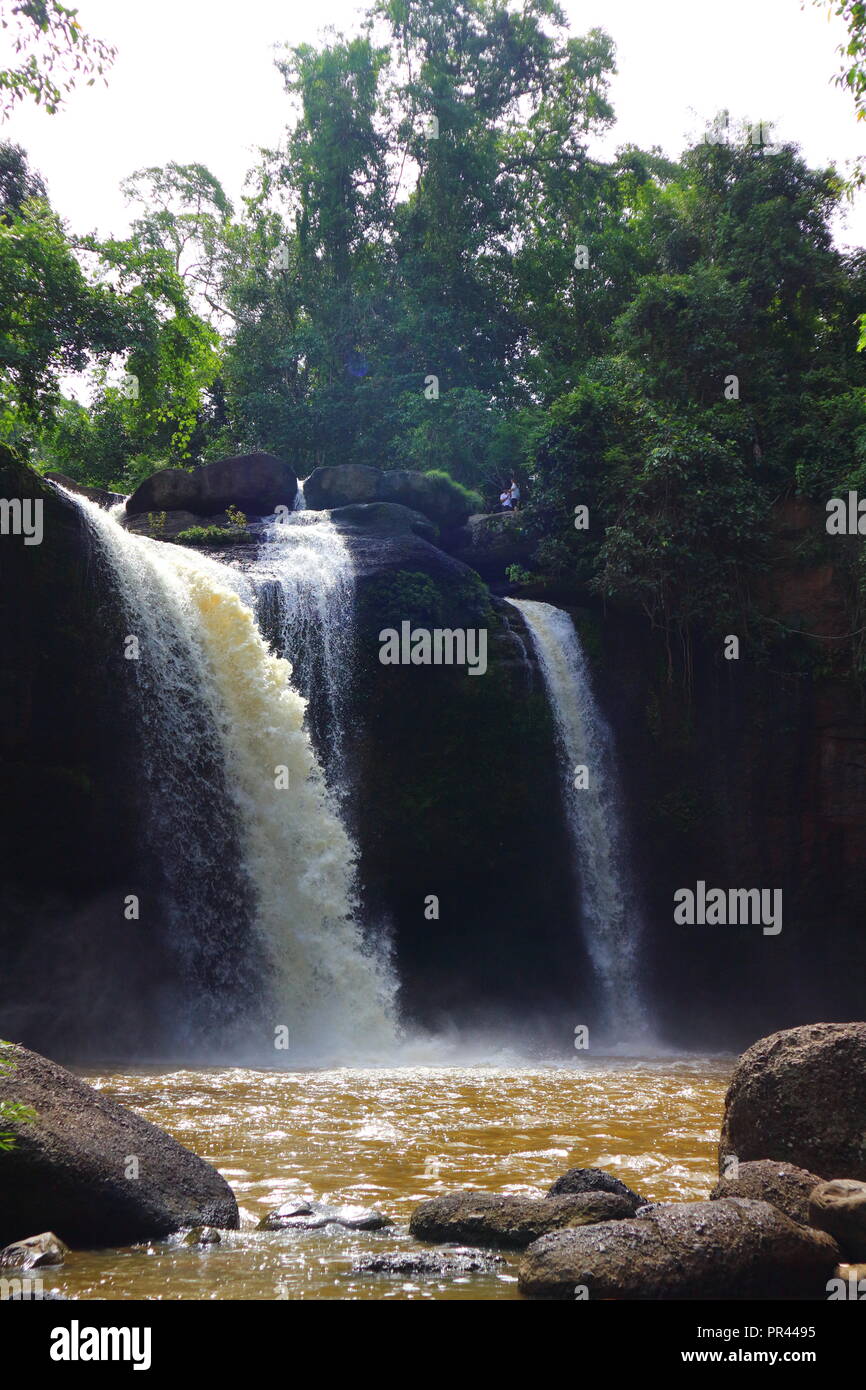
[423,469,484,517]
[0,1042,35,1152]
[174,524,251,547]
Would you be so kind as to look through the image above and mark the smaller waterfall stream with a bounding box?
[508,599,649,1044]
[254,510,355,789]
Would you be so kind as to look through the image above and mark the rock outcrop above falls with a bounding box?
[125,453,297,518]
[304,463,477,529]
[0,1045,239,1247]
[448,510,535,578]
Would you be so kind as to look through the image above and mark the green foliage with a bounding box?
[0,1,115,116]
[419,469,483,517]
[0,1041,35,1152]
[505,563,537,585]
[814,1,866,120]
[174,524,251,547]
[360,570,447,630]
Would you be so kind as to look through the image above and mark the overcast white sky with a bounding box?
[1,0,864,245]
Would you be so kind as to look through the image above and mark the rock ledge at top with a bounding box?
[126,453,297,518]
[304,464,475,528]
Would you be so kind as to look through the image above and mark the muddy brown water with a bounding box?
[33,1057,731,1301]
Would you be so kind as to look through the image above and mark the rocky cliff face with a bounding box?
[3,452,865,1053]
[329,505,583,1032]
[585,500,866,1047]
[0,453,257,1057]
[0,451,165,1053]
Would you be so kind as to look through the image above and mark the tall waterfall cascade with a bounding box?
[508,598,649,1043]
[65,490,397,1060]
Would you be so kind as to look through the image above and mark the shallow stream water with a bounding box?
[38,1057,732,1301]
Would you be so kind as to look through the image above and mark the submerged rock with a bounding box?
[258,1201,391,1233]
[808,1180,866,1260]
[0,1231,68,1268]
[409,1191,634,1250]
[518,1198,840,1300]
[353,1247,506,1276]
[719,1023,866,1180]
[0,1045,239,1248]
[710,1159,823,1226]
[126,453,297,518]
[183,1226,222,1247]
[546,1167,646,1212]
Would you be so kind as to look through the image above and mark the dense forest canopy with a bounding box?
[2,0,866,648]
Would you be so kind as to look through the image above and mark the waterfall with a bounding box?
[507,598,649,1043]
[63,489,397,1061]
[253,510,354,789]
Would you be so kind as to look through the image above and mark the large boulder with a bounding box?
[126,453,297,518]
[0,1045,238,1247]
[518,1198,840,1300]
[448,510,535,578]
[303,464,381,510]
[809,1180,866,1260]
[44,472,125,510]
[719,1023,866,1180]
[328,501,438,545]
[304,465,477,529]
[710,1159,824,1226]
[377,469,476,529]
[409,1190,635,1250]
[328,521,582,1029]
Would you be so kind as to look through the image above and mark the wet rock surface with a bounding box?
[719,1023,866,1180]
[258,1201,392,1233]
[547,1166,646,1211]
[0,1045,239,1247]
[0,1230,68,1268]
[710,1159,824,1225]
[808,1179,866,1260]
[352,1247,507,1276]
[409,1190,635,1250]
[519,1197,840,1300]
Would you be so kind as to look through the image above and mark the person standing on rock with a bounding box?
[509,478,521,511]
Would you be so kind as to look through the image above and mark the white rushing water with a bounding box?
[64,490,397,1061]
[507,599,649,1044]
[255,510,354,788]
